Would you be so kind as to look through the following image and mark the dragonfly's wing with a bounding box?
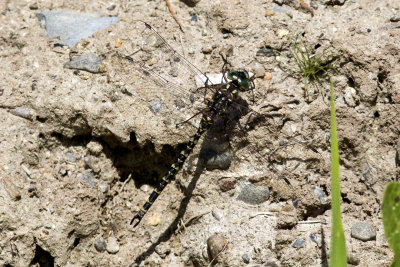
[118,54,192,100]
[119,21,211,100]
[139,22,210,87]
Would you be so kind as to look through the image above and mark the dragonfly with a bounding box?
[113,21,300,227]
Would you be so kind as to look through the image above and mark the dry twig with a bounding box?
[165,0,185,32]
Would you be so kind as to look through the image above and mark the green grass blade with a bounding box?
[329,78,347,267]
[382,182,400,267]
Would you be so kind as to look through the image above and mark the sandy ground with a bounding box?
[0,0,399,266]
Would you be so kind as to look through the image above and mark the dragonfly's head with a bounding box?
[227,69,254,91]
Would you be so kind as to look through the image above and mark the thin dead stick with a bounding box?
[165,0,185,32]
[295,0,314,15]
[207,241,228,267]
[119,174,132,193]
[298,220,327,225]
[249,212,274,219]
[176,210,211,233]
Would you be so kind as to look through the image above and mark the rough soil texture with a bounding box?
[0,0,399,266]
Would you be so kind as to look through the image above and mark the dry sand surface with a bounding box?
[0,0,399,266]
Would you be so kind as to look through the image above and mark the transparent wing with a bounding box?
[118,21,211,102]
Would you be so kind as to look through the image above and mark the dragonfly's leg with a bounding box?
[220,53,231,83]
[175,111,203,128]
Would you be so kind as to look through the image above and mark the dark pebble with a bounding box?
[256,47,274,57]
[310,234,318,244]
[237,183,270,205]
[242,253,250,264]
[218,177,236,192]
[390,15,400,22]
[351,222,376,241]
[64,54,104,73]
[29,3,38,10]
[292,198,299,208]
[202,150,232,170]
[325,0,346,5]
[180,0,201,7]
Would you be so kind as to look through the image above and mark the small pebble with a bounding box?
[140,184,150,192]
[154,242,171,258]
[64,54,104,73]
[292,198,299,209]
[390,15,400,22]
[87,141,103,155]
[252,63,265,78]
[256,47,274,57]
[10,107,33,120]
[1,177,21,201]
[107,4,116,11]
[207,234,228,260]
[344,86,356,107]
[149,98,162,114]
[312,186,327,204]
[80,171,96,188]
[237,183,270,205]
[98,183,110,194]
[291,239,305,248]
[242,253,250,264]
[310,234,318,245]
[29,3,39,10]
[310,1,318,9]
[264,72,273,81]
[265,10,275,16]
[191,14,198,21]
[201,44,213,54]
[180,0,201,7]
[218,177,236,192]
[276,29,289,38]
[65,152,77,163]
[212,208,223,221]
[94,236,106,252]
[273,0,284,5]
[149,212,162,226]
[114,38,122,48]
[84,156,94,169]
[351,222,376,241]
[204,150,232,170]
[106,236,120,254]
[347,252,360,265]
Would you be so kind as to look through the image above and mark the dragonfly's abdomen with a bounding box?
[130,113,213,226]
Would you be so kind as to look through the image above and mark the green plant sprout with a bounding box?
[329,78,347,267]
[284,34,339,100]
[383,182,400,267]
